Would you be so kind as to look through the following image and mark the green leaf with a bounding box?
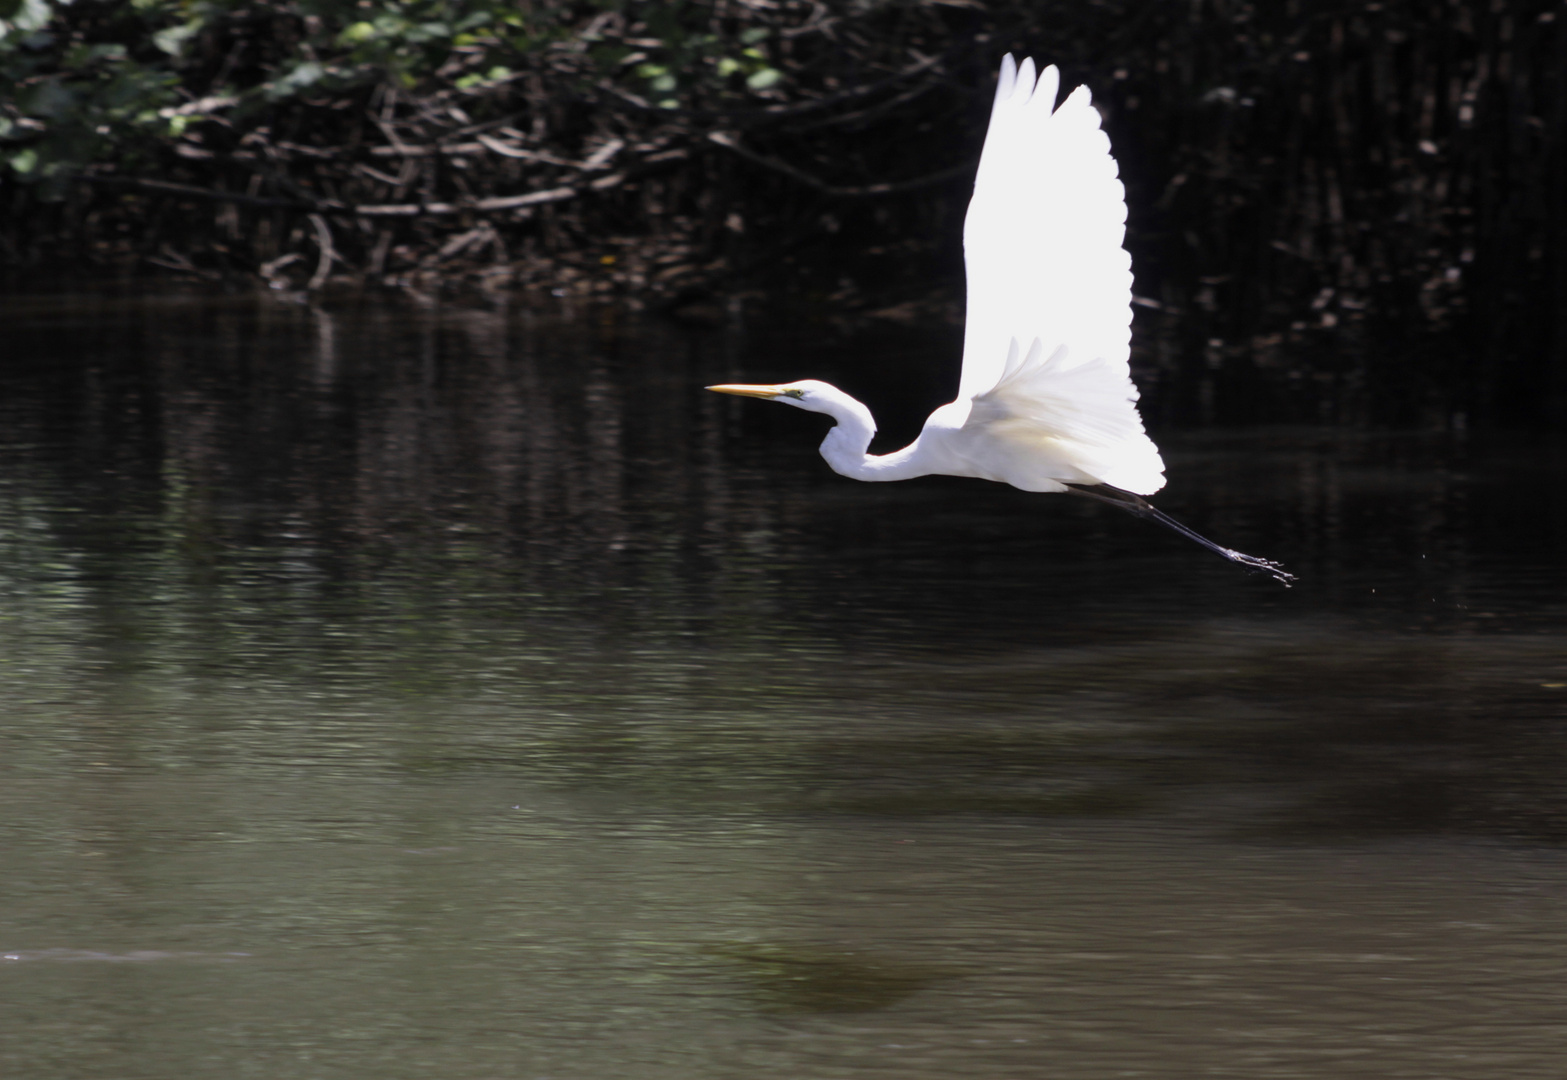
[406,21,450,45]
[0,0,50,35]
[152,20,202,58]
[739,27,768,45]
[454,65,512,90]
[7,147,38,173]
[746,67,780,91]
[716,57,741,77]
[267,60,326,100]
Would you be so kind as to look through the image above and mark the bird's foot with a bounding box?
[1221,549,1296,587]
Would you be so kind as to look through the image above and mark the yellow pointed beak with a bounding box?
[706,383,785,399]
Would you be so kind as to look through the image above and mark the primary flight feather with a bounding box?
[709,55,1292,584]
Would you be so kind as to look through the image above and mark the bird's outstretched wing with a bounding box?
[956,55,1164,496]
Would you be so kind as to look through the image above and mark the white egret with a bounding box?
[710,55,1293,585]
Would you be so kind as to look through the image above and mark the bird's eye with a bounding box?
[783,388,806,400]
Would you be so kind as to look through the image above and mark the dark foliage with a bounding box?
[1,0,1562,427]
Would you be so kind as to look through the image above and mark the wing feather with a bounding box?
[966,337,1165,495]
[955,56,1163,494]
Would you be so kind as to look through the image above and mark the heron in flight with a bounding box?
[709,55,1293,585]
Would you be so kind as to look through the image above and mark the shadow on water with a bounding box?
[705,942,957,1015]
[4,286,1567,1078]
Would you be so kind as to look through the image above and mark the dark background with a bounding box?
[2,1,1563,428]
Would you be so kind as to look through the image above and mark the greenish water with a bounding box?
[3,288,1567,1078]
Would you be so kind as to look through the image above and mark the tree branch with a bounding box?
[706,131,972,197]
[81,146,688,219]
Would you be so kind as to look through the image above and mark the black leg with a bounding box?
[1065,485,1296,586]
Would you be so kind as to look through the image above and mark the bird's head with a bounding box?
[705,379,839,414]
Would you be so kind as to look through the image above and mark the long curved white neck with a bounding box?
[812,390,931,482]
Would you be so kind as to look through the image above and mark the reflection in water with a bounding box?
[2,289,1567,1078]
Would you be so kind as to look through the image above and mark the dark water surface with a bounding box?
[3,288,1567,1079]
